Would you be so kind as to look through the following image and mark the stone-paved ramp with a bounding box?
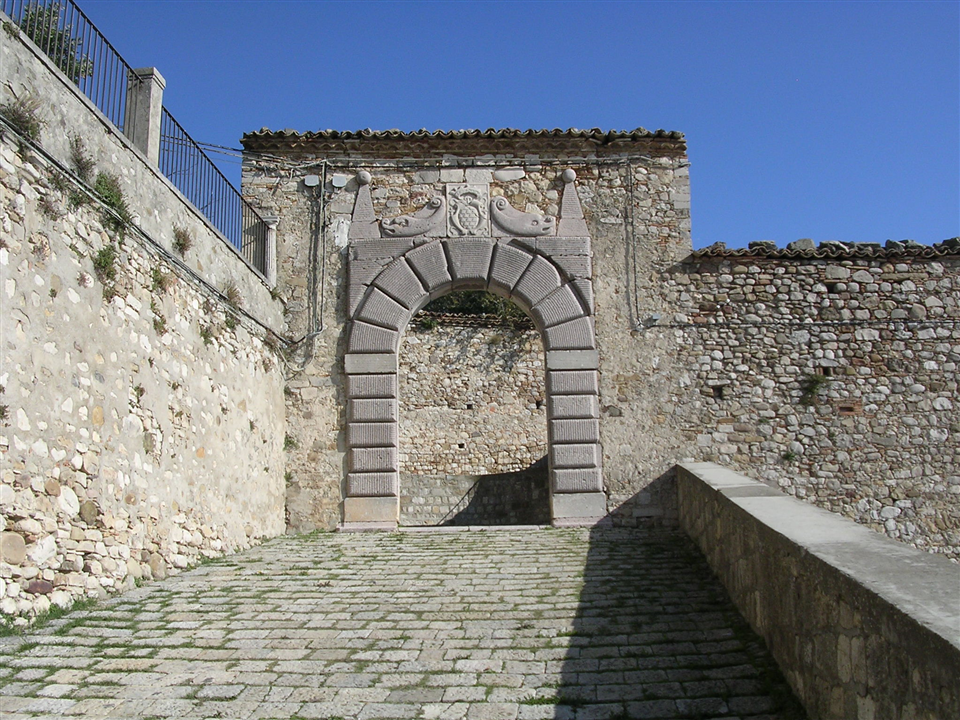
[0,527,805,719]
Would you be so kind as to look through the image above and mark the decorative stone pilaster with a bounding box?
[262,214,279,287]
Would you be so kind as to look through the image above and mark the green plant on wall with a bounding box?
[15,3,94,83]
[93,172,132,234]
[798,373,832,406]
[92,244,117,283]
[0,93,44,142]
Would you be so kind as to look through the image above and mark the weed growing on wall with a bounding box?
[92,244,117,283]
[798,373,833,406]
[93,172,132,234]
[199,325,215,346]
[150,267,171,293]
[68,135,95,183]
[0,93,44,142]
[222,281,242,308]
[172,225,193,255]
[150,300,167,335]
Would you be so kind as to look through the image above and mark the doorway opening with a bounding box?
[398,291,549,526]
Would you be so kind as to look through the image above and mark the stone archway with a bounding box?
[342,171,604,529]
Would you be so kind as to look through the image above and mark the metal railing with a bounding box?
[2,0,129,129]
[1,0,268,275]
[159,109,267,270]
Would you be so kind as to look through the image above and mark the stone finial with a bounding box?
[558,169,588,237]
[349,172,379,240]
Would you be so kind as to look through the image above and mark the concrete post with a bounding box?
[262,215,280,287]
[124,67,165,166]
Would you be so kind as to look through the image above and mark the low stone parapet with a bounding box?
[677,462,960,720]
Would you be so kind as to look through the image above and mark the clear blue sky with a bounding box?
[78,0,959,249]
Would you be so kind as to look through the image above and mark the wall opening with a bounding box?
[398,292,549,526]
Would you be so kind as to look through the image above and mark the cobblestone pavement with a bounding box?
[0,527,806,719]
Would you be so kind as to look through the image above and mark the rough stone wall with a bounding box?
[668,252,960,559]
[397,320,547,525]
[400,322,545,476]
[0,59,286,623]
[241,140,692,531]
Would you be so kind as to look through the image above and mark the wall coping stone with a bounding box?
[678,462,959,647]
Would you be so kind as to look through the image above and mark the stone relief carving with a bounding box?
[446,184,490,237]
[381,196,445,237]
[490,196,556,237]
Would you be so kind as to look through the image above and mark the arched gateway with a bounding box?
[343,169,604,529]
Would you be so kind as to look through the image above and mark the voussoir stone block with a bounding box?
[373,259,428,310]
[547,370,599,396]
[348,259,391,317]
[346,373,397,399]
[350,447,398,473]
[347,322,399,353]
[347,472,399,497]
[551,254,592,280]
[356,287,413,331]
[347,422,398,448]
[406,240,452,293]
[551,443,600,469]
[550,418,600,444]
[445,238,494,288]
[488,243,534,295]
[571,278,595,315]
[544,316,596,351]
[548,394,599,420]
[348,398,397,423]
[513,255,562,309]
[552,467,603,493]
[531,285,586,329]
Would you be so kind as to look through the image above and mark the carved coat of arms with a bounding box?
[446,184,490,237]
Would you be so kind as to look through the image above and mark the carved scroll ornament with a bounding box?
[381,196,445,237]
[490,196,556,237]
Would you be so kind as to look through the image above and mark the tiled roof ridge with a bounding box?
[242,126,683,143]
[691,237,960,260]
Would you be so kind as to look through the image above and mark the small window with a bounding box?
[466,403,474,410]
[824,282,839,294]
[819,366,834,378]
[712,386,725,400]
[458,442,465,449]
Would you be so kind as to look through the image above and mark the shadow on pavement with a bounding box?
[547,519,808,719]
